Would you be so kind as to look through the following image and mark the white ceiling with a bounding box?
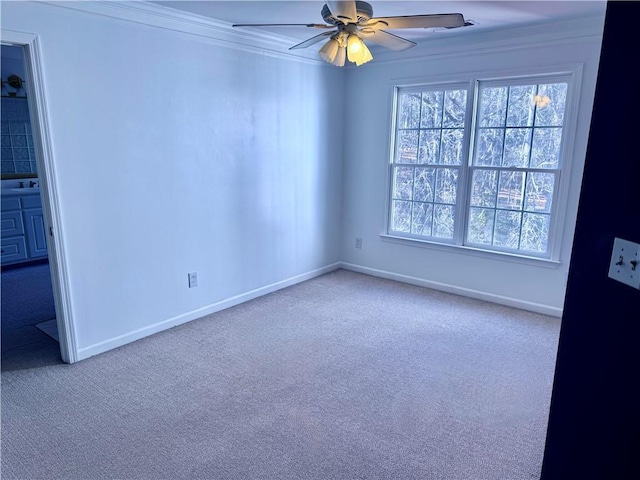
[150,1,607,48]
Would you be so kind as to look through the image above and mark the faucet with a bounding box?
[29,180,38,188]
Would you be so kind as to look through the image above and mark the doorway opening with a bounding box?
[1,44,59,368]
[1,33,75,365]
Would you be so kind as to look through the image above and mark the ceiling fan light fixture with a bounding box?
[355,41,373,66]
[346,33,363,62]
[346,33,372,66]
[333,45,346,67]
[318,37,340,64]
[232,1,470,67]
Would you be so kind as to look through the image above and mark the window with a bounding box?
[388,74,573,260]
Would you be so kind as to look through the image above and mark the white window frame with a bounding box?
[382,64,584,266]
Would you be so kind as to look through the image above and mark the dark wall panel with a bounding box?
[541,2,640,479]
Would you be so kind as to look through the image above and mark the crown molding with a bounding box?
[36,0,327,66]
[365,15,606,66]
[34,1,605,69]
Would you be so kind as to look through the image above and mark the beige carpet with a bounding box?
[1,269,560,479]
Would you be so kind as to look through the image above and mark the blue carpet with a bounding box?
[1,261,62,370]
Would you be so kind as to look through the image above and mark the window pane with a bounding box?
[396,130,419,164]
[413,167,436,202]
[391,87,467,244]
[411,202,433,236]
[520,213,551,253]
[507,85,536,127]
[497,171,525,210]
[470,169,498,207]
[418,130,440,164]
[479,87,507,127]
[392,200,412,233]
[390,77,568,258]
[398,92,421,129]
[435,168,458,204]
[433,204,454,238]
[443,90,467,128]
[530,127,561,169]
[393,166,414,200]
[503,128,531,168]
[441,129,464,165]
[475,128,504,166]
[420,91,443,128]
[494,210,522,249]
[524,172,555,213]
[534,83,567,127]
[467,207,495,244]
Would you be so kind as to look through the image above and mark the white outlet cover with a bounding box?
[608,237,640,290]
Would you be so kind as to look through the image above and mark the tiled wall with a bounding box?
[1,97,37,175]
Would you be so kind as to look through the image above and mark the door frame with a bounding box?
[2,29,77,363]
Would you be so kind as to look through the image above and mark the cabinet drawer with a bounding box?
[1,210,25,237]
[21,195,42,209]
[1,197,21,211]
[1,236,28,265]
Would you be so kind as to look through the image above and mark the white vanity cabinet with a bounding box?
[1,192,48,266]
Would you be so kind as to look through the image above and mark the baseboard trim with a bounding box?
[340,262,563,318]
[77,262,342,361]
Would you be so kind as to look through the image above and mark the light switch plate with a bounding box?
[608,237,640,289]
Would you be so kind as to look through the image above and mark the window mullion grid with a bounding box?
[531,84,541,137]
[410,93,425,235]
[390,75,572,260]
[468,164,560,253]
[437,93,445,239]
[490,87,511,248]
[455,82,475,247]
[500,86,509,170]
[516,171,527,250]
[468,165,554,174]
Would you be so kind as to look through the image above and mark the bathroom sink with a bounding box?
[10,187,40,193]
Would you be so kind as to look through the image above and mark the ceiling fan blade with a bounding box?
[289,31,335,50]
[364,13,466,30]
[232,23,333,29]
[362,30,416,52]
[325,1,358,24]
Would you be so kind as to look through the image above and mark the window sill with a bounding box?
[379,234,562,269]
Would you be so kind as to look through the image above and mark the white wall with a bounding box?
[341,16,606,315]
[1,0,606,362]
[2,1,344,358]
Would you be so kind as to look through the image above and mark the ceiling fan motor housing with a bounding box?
[322,1,373,25]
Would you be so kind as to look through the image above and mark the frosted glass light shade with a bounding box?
[319,34,371,67]
[355,41,373,66]
[347,34,364,63]
[319,38,340,64]
[334,46,346,67]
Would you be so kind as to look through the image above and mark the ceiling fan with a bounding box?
[232,1,472,67]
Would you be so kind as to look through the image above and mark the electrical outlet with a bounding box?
[608,237,640,289]
[355,237,362,249]
[188,272,198,288]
